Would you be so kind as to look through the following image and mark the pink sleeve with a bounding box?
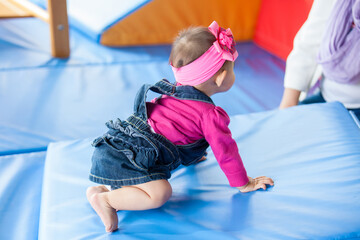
[202,106,249,187]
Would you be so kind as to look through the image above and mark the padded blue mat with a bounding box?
[0,152,45,240]
[38,102,360,239]
[0,123,50,156]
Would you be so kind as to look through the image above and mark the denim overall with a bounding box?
[89,79,214,189]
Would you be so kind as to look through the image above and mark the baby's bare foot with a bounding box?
[86,185,109,200]
[89,192,118,232]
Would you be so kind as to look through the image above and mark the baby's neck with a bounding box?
[194,85,215,97]
[194,82,224,97]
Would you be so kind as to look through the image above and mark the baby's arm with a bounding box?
[202,107,274,192]
[237,176,274,193]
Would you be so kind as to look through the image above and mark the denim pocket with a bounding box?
[102,135,155,171]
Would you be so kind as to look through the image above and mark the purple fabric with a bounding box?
[318,0,360,84]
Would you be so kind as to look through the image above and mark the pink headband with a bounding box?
[171,21,238,86]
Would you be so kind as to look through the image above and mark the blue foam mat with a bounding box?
[0,152,46,240]
[38,102,360,239]
[0,123,50,156]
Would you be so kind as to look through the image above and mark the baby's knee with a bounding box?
[149,181,172,208]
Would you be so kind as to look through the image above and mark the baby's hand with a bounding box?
[237,176,274,193]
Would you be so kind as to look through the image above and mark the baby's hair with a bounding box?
[170,26,215,68]
[170,26,231,71]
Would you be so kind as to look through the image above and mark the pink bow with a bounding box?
[208,21,238,61]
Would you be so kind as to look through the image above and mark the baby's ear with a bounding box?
[215,69,227,87]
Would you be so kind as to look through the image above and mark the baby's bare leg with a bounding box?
[86,185,109,200]
[88,179,172,232]
[87,186,117,232]
[109,179,172,211]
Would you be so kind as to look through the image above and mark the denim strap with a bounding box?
[131,79,214,124]
[132,79,174,122]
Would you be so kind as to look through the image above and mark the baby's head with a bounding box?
[170,21,238,92]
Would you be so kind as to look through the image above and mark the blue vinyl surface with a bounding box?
[0,152,45,240]
[38,102,360,240]
[0,123,50,156]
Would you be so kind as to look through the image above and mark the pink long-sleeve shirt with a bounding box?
[147,95,249,187]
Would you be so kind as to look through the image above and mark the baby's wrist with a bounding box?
[237,177,251,189]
